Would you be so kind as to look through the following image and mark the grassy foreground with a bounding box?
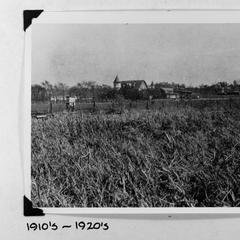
[31,106,240,207]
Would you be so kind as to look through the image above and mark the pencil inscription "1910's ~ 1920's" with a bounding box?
[26,221,109,231]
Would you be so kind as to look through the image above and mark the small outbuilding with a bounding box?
[161,87,179,99]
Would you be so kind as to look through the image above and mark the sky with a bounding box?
[32,23,240,87]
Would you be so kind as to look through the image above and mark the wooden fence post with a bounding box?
[92,86,96,112]
[49,100,52,114]
[146,99,149,110]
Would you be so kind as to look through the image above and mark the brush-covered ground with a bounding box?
[31,106,240,207]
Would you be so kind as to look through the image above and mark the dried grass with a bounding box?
[31,105,240,207]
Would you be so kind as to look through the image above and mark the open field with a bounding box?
[31,102,240,207]
[32,97,240,114]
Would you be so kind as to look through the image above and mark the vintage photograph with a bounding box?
[31,23,240,208]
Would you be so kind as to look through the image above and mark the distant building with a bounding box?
[113,75,149,100]
[113,75,148,91]
[113,75,121,90]
[149,81,155,89]
[161,87,179,99]
[175,89,193,99]
[120,80,148,91]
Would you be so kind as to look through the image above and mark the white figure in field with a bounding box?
[66,96,77,111]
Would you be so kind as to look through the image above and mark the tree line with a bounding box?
[32,80,240,102]
[31,81,114,102]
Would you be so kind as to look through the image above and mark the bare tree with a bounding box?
[41,81,53,100]
[56,82,68,100]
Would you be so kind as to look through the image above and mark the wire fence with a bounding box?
[31,97,240,116]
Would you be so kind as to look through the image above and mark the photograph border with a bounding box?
[23,9,240,214]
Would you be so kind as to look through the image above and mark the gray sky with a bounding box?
[32,24,240,87]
